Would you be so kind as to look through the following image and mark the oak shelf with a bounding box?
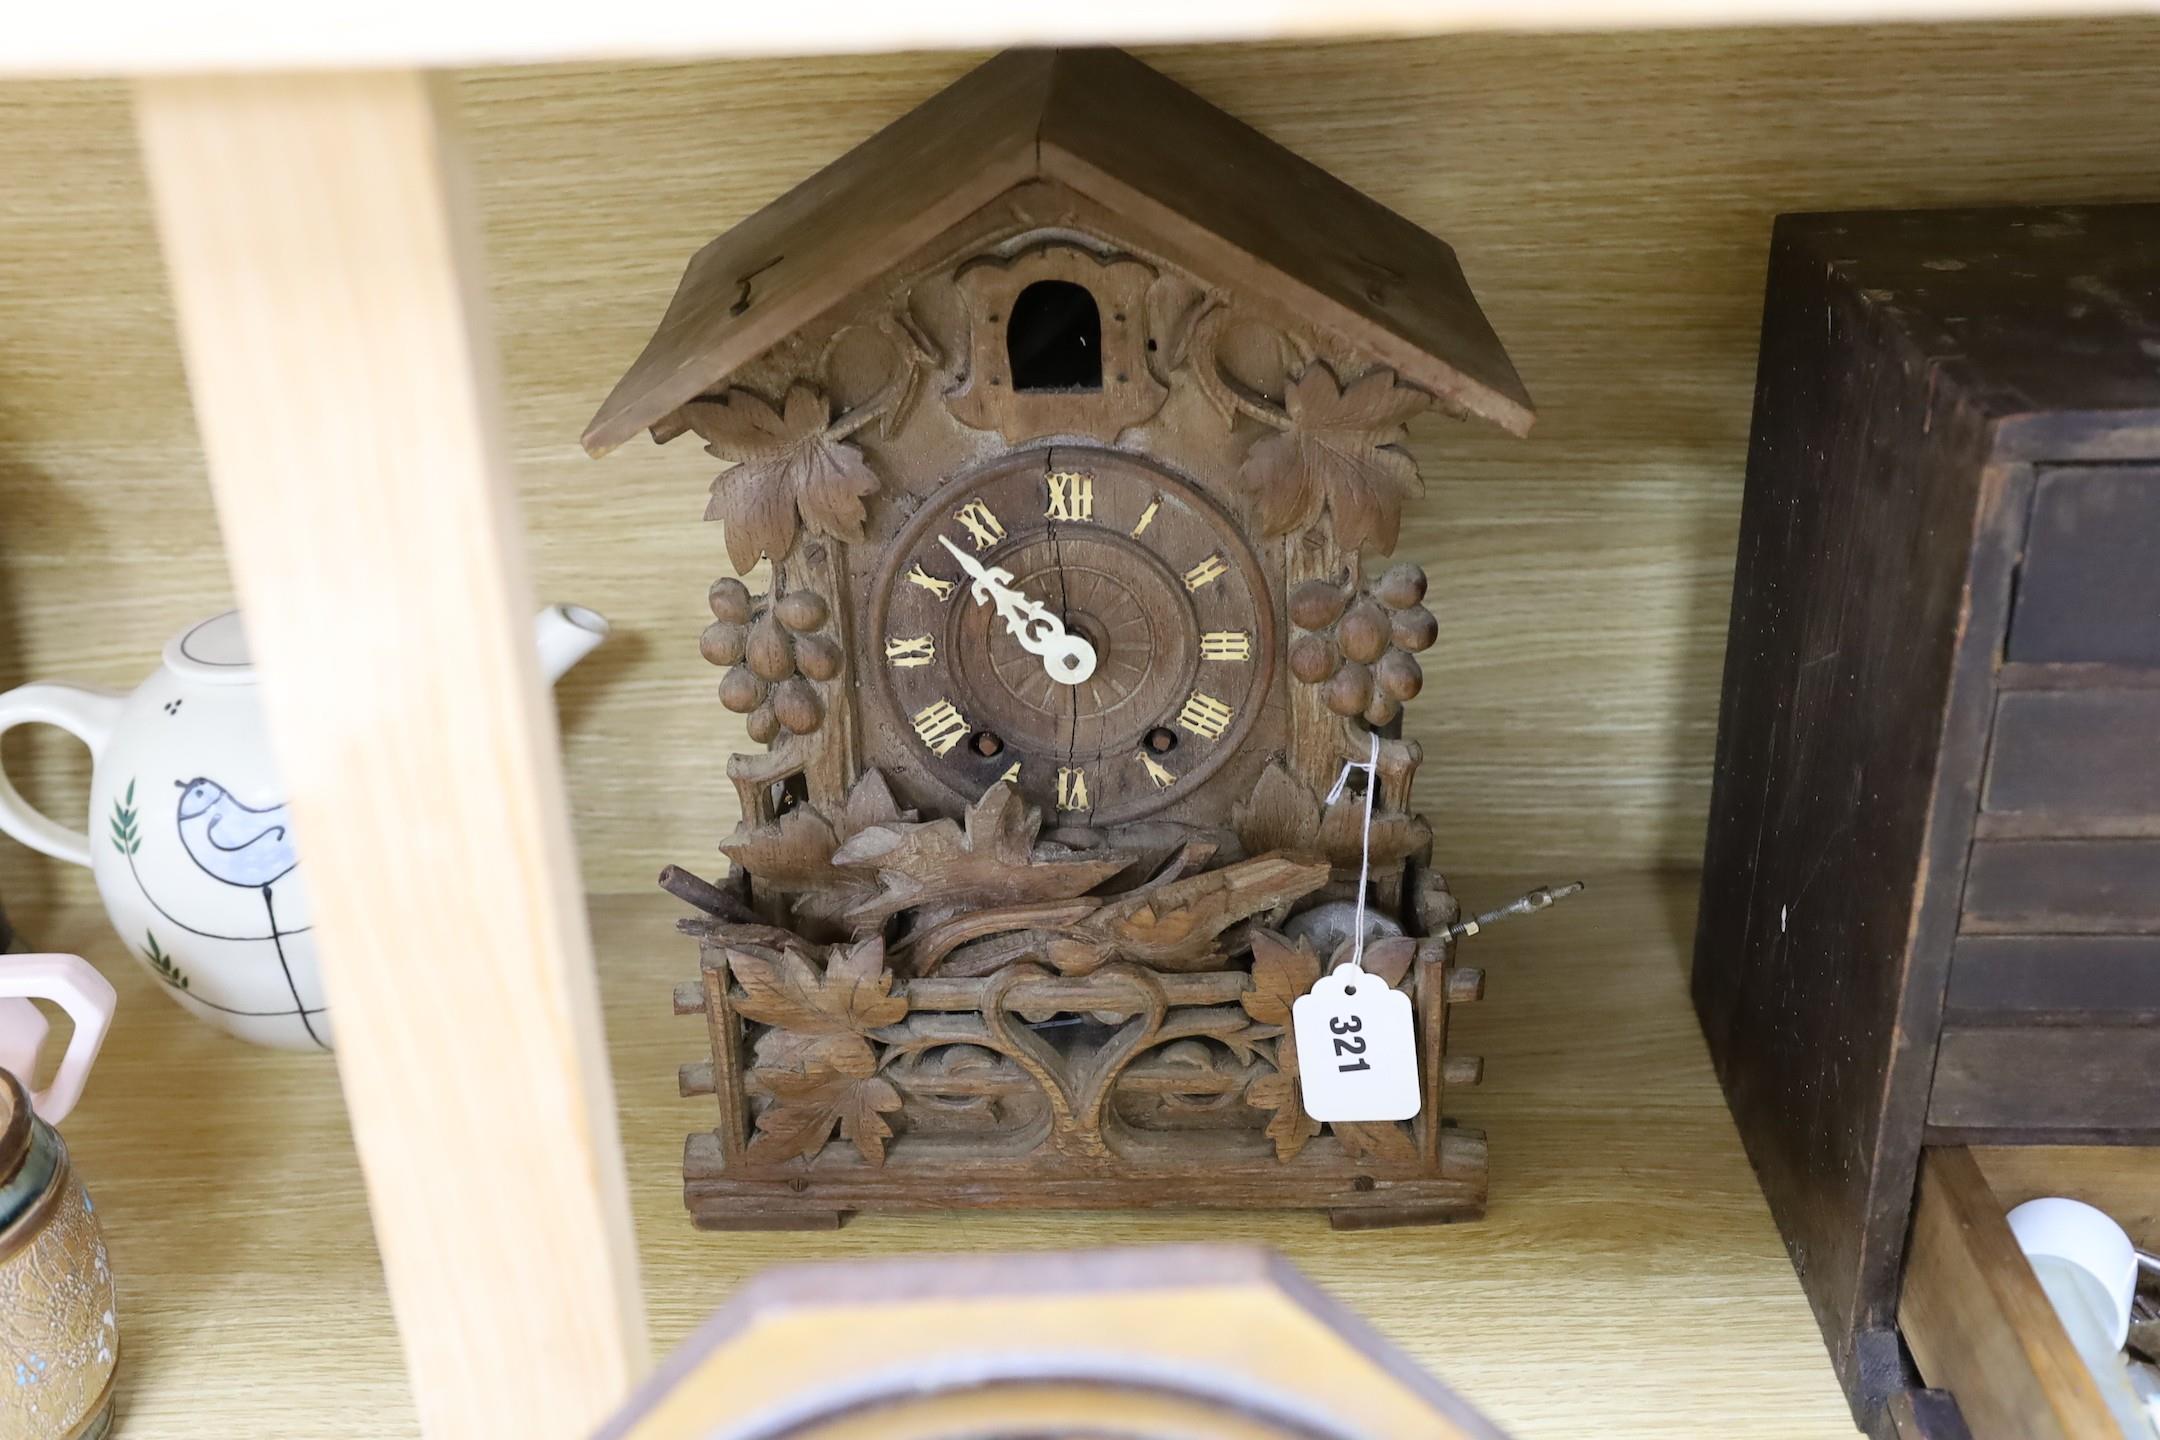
[41,873,1860,1438]
[3,1,2145,77]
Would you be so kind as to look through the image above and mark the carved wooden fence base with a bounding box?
[672,860,1487,1229]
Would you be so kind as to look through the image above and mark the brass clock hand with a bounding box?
[936,536,1097,685]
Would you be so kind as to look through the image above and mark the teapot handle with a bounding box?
[0,955,117,1124]
[0,683,126,868]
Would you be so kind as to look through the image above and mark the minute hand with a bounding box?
[937,536,1097,685]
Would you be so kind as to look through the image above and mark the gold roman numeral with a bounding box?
[885,635,936,668]
[998,761,1022,786]
[1056,766,1090,810]
[954,499,1006,550]
[1183,553,1228,591]
[1176,691,1235,741]
[1045,471,1094,522]
[911,699,970,756]
[1199,630,1252,661]
[906,564,956,601]
[1138,753,1177,790]
[1132,496,1161,537]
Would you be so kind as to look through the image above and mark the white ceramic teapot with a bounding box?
[0,605,609,1051]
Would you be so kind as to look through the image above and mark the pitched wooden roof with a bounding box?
[583,47,1534,457]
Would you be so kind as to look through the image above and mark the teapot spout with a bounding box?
[535,604,610,687]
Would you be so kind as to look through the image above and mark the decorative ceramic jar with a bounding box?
[0,1068,117,1440]
[0,605,609,1050]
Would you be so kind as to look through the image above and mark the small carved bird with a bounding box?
[174,778,298,889]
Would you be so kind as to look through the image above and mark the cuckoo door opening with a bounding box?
[1007,280,1102,392]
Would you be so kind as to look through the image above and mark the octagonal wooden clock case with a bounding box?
[586,47,1536,1230]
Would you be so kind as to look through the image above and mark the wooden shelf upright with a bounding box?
[132,72,647,1438]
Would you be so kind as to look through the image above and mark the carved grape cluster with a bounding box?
[1286,563,1435,727]
[702,578,844,744]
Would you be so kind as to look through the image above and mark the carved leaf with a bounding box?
[1244,936,1321,1157]
[687,385,882,573]
[1240,930,1422,1165]
[1237,761,1429,872]
[731,936,907,1037]
[832,782,1130,926]
[1236,364,1429,553]
[1332,935,1418,989]
[1320,801,1433,871]
[1233,762,1323,858]
[1246,1071,1321,1162]
[836,767,909,839]
[716,771,912,925]
[719,807,845,894]
[1333,1119,1420,1169]
[745,1032,903,1166]
[1241,929,1322,1032]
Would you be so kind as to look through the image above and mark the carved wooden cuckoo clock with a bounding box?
[585,47,1540,1230]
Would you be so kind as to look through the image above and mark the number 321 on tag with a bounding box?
[1292,967,1420,1122]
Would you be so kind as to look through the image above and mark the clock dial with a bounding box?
[870,449,1275,824]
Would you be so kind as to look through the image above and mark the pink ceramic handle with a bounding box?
[0,955,117,1124]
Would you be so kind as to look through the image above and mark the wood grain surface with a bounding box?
[1972,1145,2160,1246]
[37,872,1861,1438]
[4,1,2150,80]
[1897,1147,2118,1440]
[5,20,2160,925]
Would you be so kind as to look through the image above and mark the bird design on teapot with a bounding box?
[174,779,296,890]
[0,604,609,1050]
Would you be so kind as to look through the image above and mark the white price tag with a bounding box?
[1293,965,1420,1122]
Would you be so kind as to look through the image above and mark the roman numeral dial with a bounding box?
[872,451,1272,826]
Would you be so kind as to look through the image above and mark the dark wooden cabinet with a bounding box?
[1693,203,2160,1434]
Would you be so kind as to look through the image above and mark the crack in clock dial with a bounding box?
[936,535,1097,684]
[973,549,1172,746]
